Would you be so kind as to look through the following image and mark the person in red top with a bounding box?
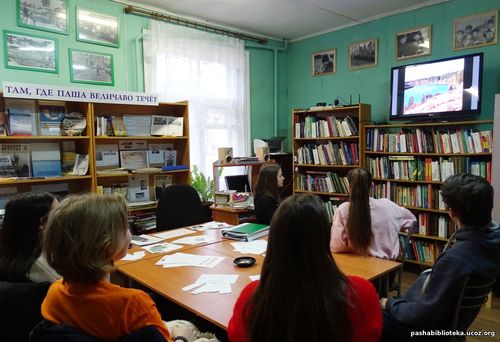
[41,194,179,341]
[227,194,382,342]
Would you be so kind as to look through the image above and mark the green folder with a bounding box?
[221,223,270,242]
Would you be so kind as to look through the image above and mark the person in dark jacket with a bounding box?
[253,163,284,225]
[380,173,500,340]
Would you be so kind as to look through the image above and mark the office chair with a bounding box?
[448,276,496,342]
[156,184,204,231]
[30,319,167,342]
[0,280,51,342]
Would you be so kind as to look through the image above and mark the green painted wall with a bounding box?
[287,0,500,140]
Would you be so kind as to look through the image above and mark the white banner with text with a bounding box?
[2,82,159,106]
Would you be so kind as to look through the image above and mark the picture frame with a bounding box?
[396,25,432,60]
[17,0,68,35]
[76,8,119,48]
[453,9,498,50]
[69,49,114,86]
[312,49,336,76]
[3,30,58,73]
[348,38,377,70]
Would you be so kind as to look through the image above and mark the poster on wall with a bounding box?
[3,30,58,73]
[69,49,114,86]
[77,8,119,48]
[17,0,68,35]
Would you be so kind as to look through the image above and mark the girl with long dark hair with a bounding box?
[331,168,416,258]
[228,194,382,342]
[0,192,59,282]
[253,163,284,224]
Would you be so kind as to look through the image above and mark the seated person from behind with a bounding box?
[380,174,500,340]
[253,163,284,225]
[41,194,177,341]
[228,194,382,342]
[330,168,416,258]
[0,192,60,283]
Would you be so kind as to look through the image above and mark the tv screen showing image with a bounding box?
[225,175,251,193]
[390,53,483,121]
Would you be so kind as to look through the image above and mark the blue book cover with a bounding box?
[31,143,61,177]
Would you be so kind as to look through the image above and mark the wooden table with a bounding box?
[116,234,400,329]
[210,205,255,225]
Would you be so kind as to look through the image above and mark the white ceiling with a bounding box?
[121,0,449,41]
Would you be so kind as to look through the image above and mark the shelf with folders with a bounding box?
[365,120,493,266]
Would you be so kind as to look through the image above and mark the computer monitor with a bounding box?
[225,175,251,193]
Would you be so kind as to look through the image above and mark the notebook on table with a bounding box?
[221,223,270,242]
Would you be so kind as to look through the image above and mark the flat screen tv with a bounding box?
[390,53,483,121]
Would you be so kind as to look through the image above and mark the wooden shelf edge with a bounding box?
[96,169,189,178]
[0,175,92,185]
[365,151,492,156]
[294,189,349,197]
[365,120,493,128]
[404,259,433,267]
[1,136,90,140]
[399,232,449,242]
[373,178,442,185]
[94,136,188,140]
[294,164,359,168]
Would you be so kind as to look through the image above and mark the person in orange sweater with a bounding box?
[41,193,179,341]
[227,194,382,342]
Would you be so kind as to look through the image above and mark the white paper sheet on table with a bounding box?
[155,252,225,268]
[141,242,182,254]
[152,228,196,240]
[131,234,164,246]
[121,251,146,261]
[190,221,233,231]
[231,240,267,254]
[172,235,217,245]
[249,275,260,281]
[182,274,239,294]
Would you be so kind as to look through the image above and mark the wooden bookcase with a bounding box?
[364,120,493,267]
[0,94,94,205]
[0,94,191,228]
[292,104,371,220]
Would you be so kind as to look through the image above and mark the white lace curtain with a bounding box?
[143,20,249,179]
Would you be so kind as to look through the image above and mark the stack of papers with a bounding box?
[182,274,239,294]
[131,234,164,246]
[141,242,182,254]
[172,235,217,245]
[231,240,268,255]
[155,252,225,268]
[190,221,233,231]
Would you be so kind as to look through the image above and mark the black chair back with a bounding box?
[0,281,51,342]
[449,276,495,342]
[156,184,204,231]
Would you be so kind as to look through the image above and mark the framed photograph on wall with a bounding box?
[69,49,114,86]
[77,8,119,48]
[17,0,68,34]
[3,30,58,73]
[453,9,497,50]
[312,49,336,76]
[348,38,377,70]
[396,25,432,60]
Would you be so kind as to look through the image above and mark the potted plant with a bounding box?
[191,165,214,221]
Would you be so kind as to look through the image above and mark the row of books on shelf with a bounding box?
[2,99,86,136]
[295,172,350,194]
[128,210,156,234]
[96,140,179,171]
[95,114,184,137]
[366,127,492,154]
[400,237,441,264]
[323,197,345,222]
[295,142,359,165]
[97,174,173,203]
[372,182,445,211]
[0,142,88,179]
[294,115,358,138]
[367,156,491,182]
[416,212,454,238]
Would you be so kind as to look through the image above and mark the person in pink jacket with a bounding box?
[330,168,416,259]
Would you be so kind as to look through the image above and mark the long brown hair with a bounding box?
[247,194,352,342]
[346,168,373,255]
[254,163,280,200]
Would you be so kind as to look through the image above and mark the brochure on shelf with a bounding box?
[124,114,152,136]
[120,150,149,170]
[128,174,150,202]
[72,154,89,176]
[5,98,37,135]
[38,101,65,136]
[150,116,184,136]
[0,143,31,177]
[119,140,148,151]
[96,144,119,168]
[31,142,62,177]
[148,143,172,167]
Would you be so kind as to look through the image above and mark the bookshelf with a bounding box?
[364,120,493,266]
[0,93,191,234]
[292,104,371,221]
[0,94,94,207]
